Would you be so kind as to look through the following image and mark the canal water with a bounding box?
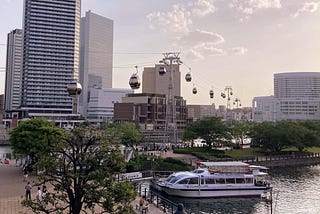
[166,165,320,214]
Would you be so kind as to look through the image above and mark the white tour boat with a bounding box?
[151,161,271,198]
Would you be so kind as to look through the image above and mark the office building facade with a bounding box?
[4,29,23,112]
[114,93,187,144]
[80,11,114,116]
[274,72,320,120]
[86,88,131,122]
[252,96,276,122]
[20,0,81,117]
[142,64,181,97]
[252,72,320,121]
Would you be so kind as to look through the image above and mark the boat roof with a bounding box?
[200,161,249,167]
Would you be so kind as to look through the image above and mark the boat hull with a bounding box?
[152,183,270,198]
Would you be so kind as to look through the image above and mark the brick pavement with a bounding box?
[0,161,166,214]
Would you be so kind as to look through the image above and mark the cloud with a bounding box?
[184,49,205,61]
[146,0,216,34]
[292,1,320,17]
[229,0,282,20]
[188,0,216,17]
[146,4,192,33]
[229,47,248,55]
[176,29,225,47]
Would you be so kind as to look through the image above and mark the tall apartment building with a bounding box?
[4,29,23,112]
[80,11,114,116]
[20,0,81,118]
[142,64,181,97]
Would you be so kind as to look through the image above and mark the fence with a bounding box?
[214,153,320,167]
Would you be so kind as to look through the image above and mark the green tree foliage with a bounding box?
[126,154,193,172]
[249,121,320,153]
[103,122,144,147]
[250,122,288,152]
[12,121,136,214]
[9,118,64,164]
[231,122,251,149]
[183,117,230,148]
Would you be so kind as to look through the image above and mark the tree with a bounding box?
[15,123,136,214]
[183,117,230,148]
[231,122,251,149]
[10,118,64,165]
[103,123,144,147]
[284,121,320,152]
[249,122,289,153]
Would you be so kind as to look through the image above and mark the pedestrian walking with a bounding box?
[36,186,42,201]
[23,167,28,181]
[25,182,32,200]
[42,185,47,200]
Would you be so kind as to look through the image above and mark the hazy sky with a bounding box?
[0,0,319,107]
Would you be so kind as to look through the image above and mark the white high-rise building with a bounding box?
[20,0,81,117]
[87,88,131,122]
[252,72,320,121]
[4,29,23,112]
[252,96,276,122]
[274,72,320,120]
[274,72,320,99]
[80,11,114,116]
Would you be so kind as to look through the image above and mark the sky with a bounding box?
[0,0,319,108]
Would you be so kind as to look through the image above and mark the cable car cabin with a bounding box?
[192,87,197,94]
[129,74,141,89]
[185,73,192,82]
[158,66,166,76]
[209,90,214,98]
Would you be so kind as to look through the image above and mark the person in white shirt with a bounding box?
[36,186,42,201]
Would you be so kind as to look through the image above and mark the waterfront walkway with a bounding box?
[0,161,167,214]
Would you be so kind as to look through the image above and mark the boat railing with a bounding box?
[149,189,198,214]
[141,170,175,179]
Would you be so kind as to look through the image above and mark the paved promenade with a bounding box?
[0,161,167,214]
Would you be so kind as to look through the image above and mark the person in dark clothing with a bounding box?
[25,182,32,200]
[174,203,186,214]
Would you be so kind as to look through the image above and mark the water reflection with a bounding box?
[166,165,320,214]
[167,196,265,214]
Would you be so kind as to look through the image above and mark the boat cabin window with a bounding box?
[193,169,205,174]
[178,179,189,184]
[188,177,199,185]
[167,176,180,184]
[215,178,225,184]
[205,178,215,184]
[226,178,235,184]
[236,178,245,184]
[245,178,253,184]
